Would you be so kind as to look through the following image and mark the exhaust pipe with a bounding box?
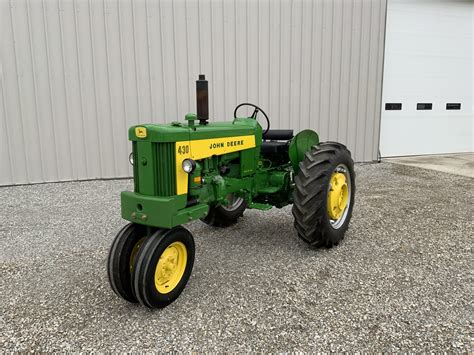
[196,74,209,125]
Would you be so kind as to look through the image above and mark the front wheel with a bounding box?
[292,142,355,247]
[132,227,195,308]
[107,223,147,303]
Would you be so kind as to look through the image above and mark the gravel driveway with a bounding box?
[0,162,472,351]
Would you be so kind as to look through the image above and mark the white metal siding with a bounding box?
[0,0,387,186]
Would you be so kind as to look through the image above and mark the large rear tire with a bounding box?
[292,142,355,247]
[200,193,246,227]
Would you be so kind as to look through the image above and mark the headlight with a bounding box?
[182,159,196,173]
[129,152,134,165]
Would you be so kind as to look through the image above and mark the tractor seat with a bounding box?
[263,129,294,141]
[260,129,294,155]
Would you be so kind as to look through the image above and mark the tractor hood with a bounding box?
[129,117,261,143]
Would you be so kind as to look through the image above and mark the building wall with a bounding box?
[0,0,387,186]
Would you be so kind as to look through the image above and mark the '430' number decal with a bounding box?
[177,145,190,155]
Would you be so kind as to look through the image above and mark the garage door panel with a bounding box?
[387,36,471,58]
[381,115,473,156]
[384,54,471,83]
[380,0,473,157]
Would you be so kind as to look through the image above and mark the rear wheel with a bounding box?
[200,193,246,227]
[292,142,355,247]
[107,223,147,303]
[132,227,195,308]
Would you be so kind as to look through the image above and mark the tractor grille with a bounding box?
[154,142,176,196]
[132,141,139,192]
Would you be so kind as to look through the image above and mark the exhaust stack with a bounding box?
[196,74,209,125]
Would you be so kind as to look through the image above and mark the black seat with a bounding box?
[263,129,294,141]
[261,129,293,156]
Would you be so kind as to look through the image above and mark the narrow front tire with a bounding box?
[107,223,147,303]
[132,227,195,308]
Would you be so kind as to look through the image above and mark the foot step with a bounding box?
[249,202,273,211]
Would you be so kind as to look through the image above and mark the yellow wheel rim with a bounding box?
[129,237,145,273]
[154,241,188,294]
[327,172,349,220]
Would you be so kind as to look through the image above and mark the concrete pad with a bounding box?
[385,153,474,178]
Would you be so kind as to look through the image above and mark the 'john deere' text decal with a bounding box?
[175,135,256,195]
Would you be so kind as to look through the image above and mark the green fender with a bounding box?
[288,129,319,173]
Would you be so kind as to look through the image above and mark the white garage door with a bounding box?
[380,0,473,157]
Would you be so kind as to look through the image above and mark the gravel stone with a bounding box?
[0,162,472,352]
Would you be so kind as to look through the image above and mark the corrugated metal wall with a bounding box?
[0,0,387,186]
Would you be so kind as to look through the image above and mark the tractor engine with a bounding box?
[122,75,300,229]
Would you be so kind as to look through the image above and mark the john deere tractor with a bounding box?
[107,75,355,308]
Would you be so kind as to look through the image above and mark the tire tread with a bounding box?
[291,142,355,247]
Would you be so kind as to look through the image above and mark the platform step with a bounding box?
[249,202,273,211]
[257,186,281,194]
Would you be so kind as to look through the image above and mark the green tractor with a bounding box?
[107,75,355,308]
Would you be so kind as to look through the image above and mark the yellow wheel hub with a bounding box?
[129,237,145,273]
[154,241,187,294]
[327,172,349,220]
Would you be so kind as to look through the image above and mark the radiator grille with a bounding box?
[154,142,176,196]
[132,141,139,192]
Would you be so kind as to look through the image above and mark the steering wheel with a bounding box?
[233,103,270,136]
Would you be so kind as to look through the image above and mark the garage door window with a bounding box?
[385,103,402,110]
[417,103,432,110]
[446,103,461,110]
